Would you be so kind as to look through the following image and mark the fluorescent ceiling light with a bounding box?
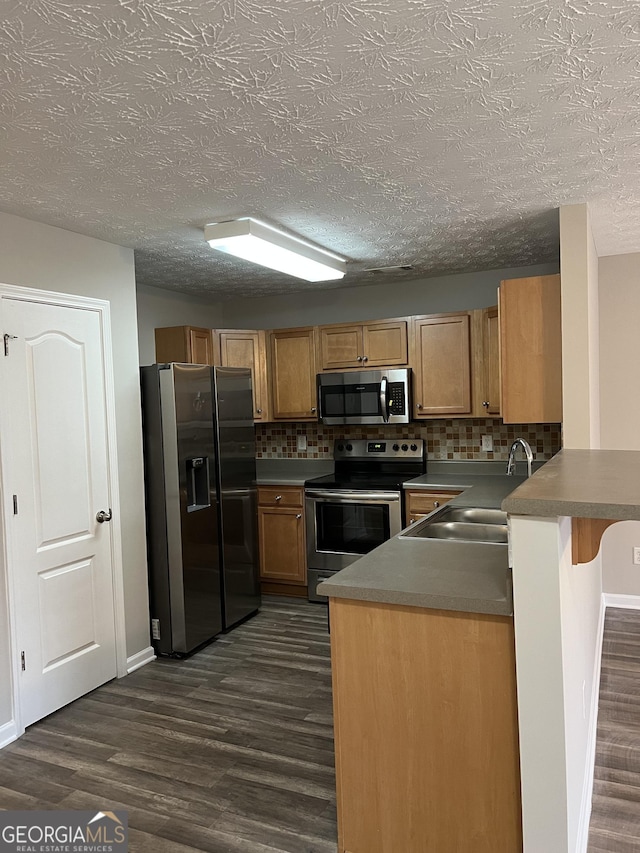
[204,218,346,282]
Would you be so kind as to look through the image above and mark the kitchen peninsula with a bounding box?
[321,449,640,853]
[318,468,527,853]
[503,449,640,853]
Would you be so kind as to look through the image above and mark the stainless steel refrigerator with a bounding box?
[141,362,260,656]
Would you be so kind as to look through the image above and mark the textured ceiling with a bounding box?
[1,0,638,299]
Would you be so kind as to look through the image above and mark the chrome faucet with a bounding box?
[506,438,533,477]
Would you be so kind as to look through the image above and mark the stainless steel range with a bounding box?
[305,438,425,601]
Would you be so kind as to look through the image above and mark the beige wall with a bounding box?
[598,252,640,597]
[137,284,225,365]
[0,211,150,735]
[559,205,600,449]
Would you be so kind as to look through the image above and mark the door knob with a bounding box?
[96,508,112,523]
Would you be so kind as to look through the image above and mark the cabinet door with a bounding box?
[269,327,318,421]
[155,326,217,365]
[319,324,363,370]
[189,327,216,365]
[499,274,562,423]
[258,505,306,584]
[362,320,408,367]
[219,329,269,421]
[411,313,472,417]
[483,306,501,416]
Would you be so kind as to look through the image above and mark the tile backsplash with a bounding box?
[256,421,562,461]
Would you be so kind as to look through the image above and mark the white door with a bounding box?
[1,294,118,728]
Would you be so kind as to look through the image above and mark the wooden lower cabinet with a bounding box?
[404,488,462,525]
[257,486,307,596]
[330,598,522,853]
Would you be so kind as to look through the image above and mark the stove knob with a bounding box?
[346,443,353,451]
[410,443,418,451]
[401,444,409,451]
[337,443,344,451]
[392,443,400,451]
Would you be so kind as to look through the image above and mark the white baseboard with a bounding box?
[126,646,156,674]
[0,720,19,750]
[603,593,640,610]
[576,594,607,853]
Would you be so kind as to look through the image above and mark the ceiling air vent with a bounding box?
[363,264,414,274]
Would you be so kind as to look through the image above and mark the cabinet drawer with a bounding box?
[404,489,461,525]
[258,485,304,508]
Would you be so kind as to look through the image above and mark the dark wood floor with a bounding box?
[588,607,640,853]
[0,596,337,853]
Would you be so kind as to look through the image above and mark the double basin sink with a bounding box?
[400,505,508,545]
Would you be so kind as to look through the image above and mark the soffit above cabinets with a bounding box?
[1,1,639,299]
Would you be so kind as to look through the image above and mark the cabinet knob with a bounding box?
[311,407,317,413]
[275,495,282,501]
[296,513,302,519]
[416,403,423,410]
[482,401,489,408]
[433,500,440,508]
[362,355,368,362]
[256,408,262,414]
[356,355,363,362]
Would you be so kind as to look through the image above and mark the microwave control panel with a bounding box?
[388,382,406,415]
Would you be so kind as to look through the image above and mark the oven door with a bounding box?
[305,489,403,572]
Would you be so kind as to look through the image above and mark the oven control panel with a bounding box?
[334,438,424,460]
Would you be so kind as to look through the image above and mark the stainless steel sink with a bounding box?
[400,505,508,544]
[435,507,507,526]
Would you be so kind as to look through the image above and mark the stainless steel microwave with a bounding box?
[317,368,412,425]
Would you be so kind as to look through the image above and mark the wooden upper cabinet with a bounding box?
[411,312,472,417]
[483,306,501,416]
[154,326,218,366]
[471,306,501,417]
[218,329,269,422]
[499,274,562,423]
[269,327,319,421]
[319,319,408,370]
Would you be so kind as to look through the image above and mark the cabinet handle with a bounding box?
[296,513,302,519]
[433,500,440,508]
[416,403,423,410]
[275,495,282,501]
[311,407,317,413]
[356,355,363,362]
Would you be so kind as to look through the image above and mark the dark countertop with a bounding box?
[502,449,640,519]
[255,458,333,486]
[318,465,529,616]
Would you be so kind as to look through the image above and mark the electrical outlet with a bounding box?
[481,435,493,452]
[296,434,307,452]
[633,546,640,565]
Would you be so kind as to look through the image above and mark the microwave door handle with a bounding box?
[379,376,389,423]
